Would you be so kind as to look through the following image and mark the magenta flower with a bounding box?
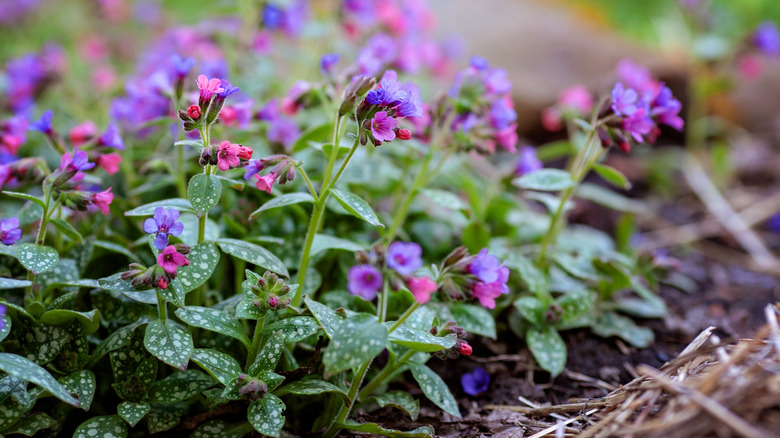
[611,82,639,117]
[60,150,95,172]
[97,153,122,175]
[347,264,383,301]
[622,109,654,142]
[558,85,594,114]
[217,140,241,171]
[255,172,278,193]
[370,111,397,143]
[157,245,189,275]
[408,276,437,304]
[387,241,422,276]
[92,187,113,215]
[471,265,509,309]
[651,85,684,131]
[0,217,22,245]
[143,207,184,250]
[196,74,224,101]
[461,367,490,396]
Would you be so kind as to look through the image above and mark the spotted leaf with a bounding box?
[262,316,320,343]
[247,393,285,437]
[144,319,193,370]
[372,391,420,421]
[191,349,242,386]
[216,238,288,278]
[323,313,387,374]
[118,401,151,427]
[330,189,384,228]
[526,326,567,377]
[188,174,223,216]
[175,307,250,348]
[176,241,220,293]
[124,198,194,216]
[247,331,286,375]
[303,297,343,339]
[146,369,216,403]
[16,243,58,274]
[0,353,81,407]
[60,370,96,411]
[388,326,456,352]
[274,377,349,405]
[408,362,460,418]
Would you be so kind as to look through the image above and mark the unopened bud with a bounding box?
[267,295,279,308]
[396,128,412,140]
[157,277,169,290]
[187,104,201,120]
[459,342,473,356]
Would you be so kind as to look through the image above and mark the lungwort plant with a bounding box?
[0,1,682,436]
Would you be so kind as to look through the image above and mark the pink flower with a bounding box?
[97,153,122,175]
[217,140,241,171]
[737,54,763,80]
[496,125,518,152]
[370,111,397,143]
[157,245,189,275]
[196,74,224,101]
[471,281,504,309]
[558,85,594,114]
[68,121,97,146]
[407,276,437,304]
[541,107,562,132]
[459,342,473,356]
[92,187,113,215]
[255,172,277,193]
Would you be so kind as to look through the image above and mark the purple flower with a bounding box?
[766,213,780,232]
[387,241,423,276]
[366,88,389,105]
[395,88,423,118]
[461,367,490,395]
[30,110,53,134]
[651,85,684,131]
[370,111,397,143]
[471,266,509,309]
[0,303,6,331]
[490,98,517,130]
[611,82,639,117]
[615,59,656,93]
[516,146,543,175]
[60,150,95,172]
[320,53,340,75]
[98,122,124,149]
[753,21,780,56]
[143,207,184,250]
[262,3,283,30]
[468,248,504,283]
[484,68,511,95]
[622,109,654,142]
[0,217,22,245]
[171,54,195,79]
[243,159,265,181]
[347,264,383,301]
[217,80,240,100]
[267,117,300,148]
[469,56,488,71]
[257,99,280,121]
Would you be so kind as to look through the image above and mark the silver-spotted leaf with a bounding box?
[0,353,81,407]
[16,243,58,274]
[408,362,460,418]
[144,319,193,370]
[323,314,387,374]
[247,393,285,437]
[118,401,151,427]
[216,238,288,277]
[188,174,222,216]
[175,306,250,348]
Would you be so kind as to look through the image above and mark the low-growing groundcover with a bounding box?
[1,1,776,437]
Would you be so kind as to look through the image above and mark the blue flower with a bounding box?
[143,207,184,250]
[99,122,124,149]
[30,109,53,134]
[461,367,490,395]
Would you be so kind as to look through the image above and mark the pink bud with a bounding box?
[237,146,253,160]
[187,105,201,120]
[459,342,472,356]
[268,296,279,308]
[157,278,168,289]
[541,107,562,132]
[397,128,412,140]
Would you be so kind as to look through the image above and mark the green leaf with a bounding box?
[576,183,646,214]
[49,218,83,243]
[191,349,242,386]
[389,326,456,352]
[450,303,497,339]
[0,313,10,342]
[60,370,96,411]
[526,326,567,376]
[98,272,150,291]
[262,316,320,343]
[174,139,203,148]
[592,311,654,348]
[249,193,314,219]
[175,307,251,348]
[0,353,81,407]
[0,277,32,290]
[160,279,186,308]
[421,189,467,211]
[330,189,384,228]
[147,405,185,434]
[118,402,151,427]
[74,415,127,438]
[556,290,596,325]
[23,323,70,364]
[304,297,343,339]
[505,253,548,296]
[275,377,350,405]
[4,411,56,436]
[43,279,100,296]
[16,243,58,274]
[147,370,216,403]
[593,163,631,189]
[176,241,220,292]
[462,220,490,253]
[338,420,433,438]
[293,121,333,152]
[124,198,195,216]
[513,296,546,327]
[188,174,223,216]
[178,213,220,245]
[39,309,100,335]
[1,191,45,209]
[90,318,150,363]
[247,332,286,375]
[144,320,193,370]
[247,393,286,437]
[324,314,387,374]
[407,362,460,417]
[191,420,253,438]
[216,238,288,277]
[371,391,420,421]
[310,234,364,257]
[258,371,285,392]
[512,169,574,191]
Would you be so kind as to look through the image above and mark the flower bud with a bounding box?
[157,277,169,290]
[187,104,201,120]
[396,128,412,140]
[458,342,473,356]
[267,295,279,308]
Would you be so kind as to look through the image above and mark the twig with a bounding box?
[485,399,612,416]
[526,408,600,438]
[683,155,776,268]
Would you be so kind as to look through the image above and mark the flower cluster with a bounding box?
[430,320,472,360]
[40,146,115,215]
[178,74,240,130]
[356,70,421,146]
[436,246,511,309]
[198,140,253,172]
[347,241,437,303]
[243,154,298,194]
[121,244,191,290]
[246,271,293,312]
[600,60,684,152]
[1,44,64,113]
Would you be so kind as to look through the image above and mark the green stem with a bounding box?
[176,141,187,198]
[245,317,266,369]
[358,349,415,400]
[388,302,420,334]
[320,115,343,190]
[377,279,389,323]
[157,292,168,321]
[297,164,319,202]
[384,146,435,243]
[292,135,361,308]
[321,359,373,438]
